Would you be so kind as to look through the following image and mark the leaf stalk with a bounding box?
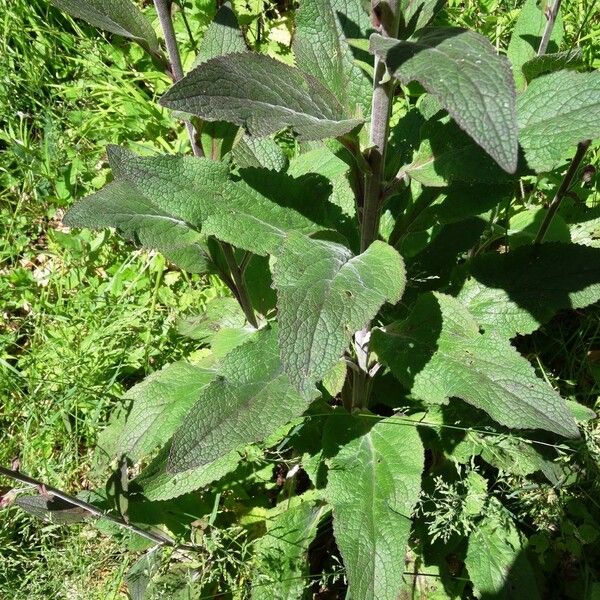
[534,140,591,244]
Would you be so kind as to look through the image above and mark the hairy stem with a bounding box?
[351,0,401,409]
[537,0,562,56]
[0,465,181,548]
[534,140,591,244]
[153,0,204,157]
[222,243,259,328]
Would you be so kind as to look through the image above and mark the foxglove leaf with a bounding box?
[521,48,583,83]
[177,297,246,342]
[325,413,424,600]
[466,501,540,599]
[16,495,89,524]
[372,293,579,437]
[507,0,563,90]
[399,0,445,38]
[168,327,315,472]
[160,53,363,140]
[134,442,241,501]
[116,362,216,462]
[370,28,518,173]
[458,243,600,339]
[406,119,519,186]
[63,180,214,274]
[105,147,335,256]
[252,500,328,599]
[273,234,405,395]
[191,1,246,67]
[518,70,600,173]
[233,136,288,172]
[293,0,372,117]
[51,0,159,55]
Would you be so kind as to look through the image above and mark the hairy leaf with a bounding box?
[458,243,600,338]
[372,293,579,437]
[116,362,216,462]
[325,413,424,599]
[371,28,518,173]
[64,180,213,274]
[168,327,315,472]
[192,1,246,67]
[106,147,334,256]
[273,235,405,394]
[293,0,372,117]
[518,70,600,173]
[507,0,563,90]
[399,0,445,38]
[16,495,89,524]
[50,0,159,54]
[177,297,246,341]
[466,502,540,599]
[233,136,288,172]
[160,53,363,140]
[134,442,241,501]
[405,119,518,186]
[521,48,583,83]
[252,500,328,599]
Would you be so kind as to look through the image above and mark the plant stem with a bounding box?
[361,0,401,253]
[221,243,259,328]
[351,0,401,409]
[537,0,562,56]
[534,140,591,244]
[0,465,180,548]
[153,0,204,157]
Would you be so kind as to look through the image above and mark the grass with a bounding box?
[0,0,599,597]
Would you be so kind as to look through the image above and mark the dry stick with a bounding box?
[0,465,180,548]
[537,0,563,56]
[153,0,204,158]
[534,140,591,244]
[352,0,401,409]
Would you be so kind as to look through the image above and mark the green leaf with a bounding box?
[466,501,540,599]
[50,0,159,55]
[517,70,600,173]
[325,413,424,599]
[191,1,246,67]
[405,119,519,186]
[399,0,445,38]
[293,0,372,117]
[273,235,405,395]
[370,28,518,173]
[371,292,579,437]
[16,495,90,524]
[126,549,162,600]
[168,327,315,472]
[160,53,363,140]
[521,48,583,83]
[106,146,335,256]
[233,136,288,172]
[64,180,214,274]
[135,442,241,501]
[115,362,216,462]
[176,297,246,341]
[252,499,328,599]
[507,0,563,91]
[458,243,600,338]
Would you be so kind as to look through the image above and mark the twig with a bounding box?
[537,0,562,56]
[153,0,204,157]
[0,465,179,548]
[534,140,591,244]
